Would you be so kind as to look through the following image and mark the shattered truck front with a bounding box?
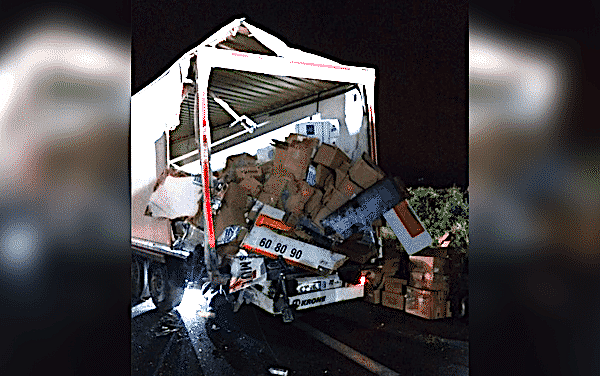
[130,17,433,322]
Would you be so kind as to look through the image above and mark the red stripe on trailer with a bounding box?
[200,89,216,248]
[393,200,425,238]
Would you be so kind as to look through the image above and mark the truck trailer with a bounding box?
[131,18,433,322]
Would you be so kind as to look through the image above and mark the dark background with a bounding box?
[132,0,468,189]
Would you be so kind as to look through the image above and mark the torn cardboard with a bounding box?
[146,175,203,219]
[381,291,405,310]
[348,152,385,189]
[405,286,447,319]
[313,143,351,169]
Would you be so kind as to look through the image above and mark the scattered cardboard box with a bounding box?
[409,255,448,274]
[313,143,351,169]
[324,187,352,211]
[263,173,293,196]
[364,286,381,304]
[383,276,408,295]
[337,175,363,198]
[239,177,262,197]
[409,271,449,291]
[236,166,262,181]
[348,152,385,189]
[314,207,333,225]
[257,191,279,208]
[315,164,334,189]
[381,290,405,310]
[213,182,248,239]
[305,189,323,218]
[404,286,447,319]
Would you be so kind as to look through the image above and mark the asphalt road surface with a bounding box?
[131,287,468,376]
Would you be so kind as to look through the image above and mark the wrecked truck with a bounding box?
[131,18,433,322]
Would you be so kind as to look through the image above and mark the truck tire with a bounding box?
[131,256,143,304]
[149,262,184,312]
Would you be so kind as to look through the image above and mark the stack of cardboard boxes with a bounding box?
[363,248,453,320]
[152,134,389,269]
[404,253,452,319]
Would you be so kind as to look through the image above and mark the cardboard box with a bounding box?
[364,287,381,304]
[236,165,262,181]
[315,164,334,188]
[285,133,320,153]
[314,207,333,225]
[324,187,352,211]
[239,177,262,197]
[258,191,279,208]
[337,175,363,198]
[263,173,293,196]
[338,160,351,174]
[409,271,449,291]
[284,194,306,215]
[381,290,405,310]
[313,143,351,169]
[404,286,447,319]
[409,255,448,274]
[284,143,313,181]
[348,152,385,189]
[225,153,257,171]
[296,180,315,204]
[305,189,323,217]
[384,276,408,294]
[384,200,433,255]
[214,183,248,239]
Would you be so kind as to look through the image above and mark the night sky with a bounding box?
[132,0,468,188]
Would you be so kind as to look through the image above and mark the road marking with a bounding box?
[177,293,240,376]
[293,321,400,376]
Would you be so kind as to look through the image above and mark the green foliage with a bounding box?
[406,186,469,254]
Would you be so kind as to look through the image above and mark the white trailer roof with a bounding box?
[131,18,376,185]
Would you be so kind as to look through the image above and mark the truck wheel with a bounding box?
[131,256,143,304]
[149,262,184,312]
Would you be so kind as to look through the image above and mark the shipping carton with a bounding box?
[236,165,262,181]
[296,180,315,204]
[384,200,432,255]
[314,164,334,188]
[348,152,385,189]
[263,173,293,196]
[409,271,449,291]
[314,207,333,225]
[284,194,306,215]
[409,255,448,274]
[305,189,323,218]
[337,175,363,198]
[383,276,408,294]
[324,187,352,211]
[404,286,447,319]
[313,143,351,169]
[214,182,248,239]
[364,286,381,304]
[257,191,279,208]
[239,177,262,197]
[381,290,405,310]
[283,141,314,181]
